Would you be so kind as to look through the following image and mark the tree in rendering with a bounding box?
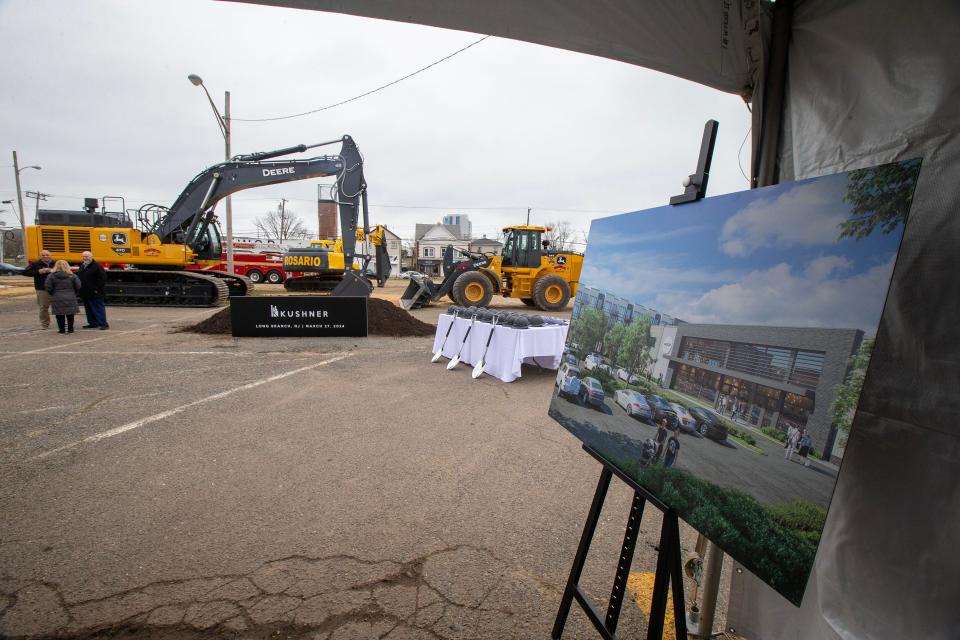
[839,159,922,240]
[619,314,653,374]
[255,200,309,243]
[569,307,607,358]
[828,337,875,443]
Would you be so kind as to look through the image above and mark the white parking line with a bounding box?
[30,353,353,461]
[0,327,151,360]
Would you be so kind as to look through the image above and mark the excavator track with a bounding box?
[104,270,230,307]
[207,272,255,297]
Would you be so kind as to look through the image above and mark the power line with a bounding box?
[231,35,491,123]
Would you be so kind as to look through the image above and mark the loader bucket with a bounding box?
[331,270,374,297]
[399,272,438,310]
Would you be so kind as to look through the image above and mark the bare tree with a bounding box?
[254,200,309,243]
[544,220,574,252]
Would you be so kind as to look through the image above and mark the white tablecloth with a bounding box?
[431,315,569,382]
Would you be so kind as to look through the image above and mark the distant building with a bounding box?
[414,223,469,276]
[468,235,502,255]
[442,214,471,240]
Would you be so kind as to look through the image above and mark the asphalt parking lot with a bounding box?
[0,278,730,639]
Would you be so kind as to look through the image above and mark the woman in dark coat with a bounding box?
[44,260,81,333]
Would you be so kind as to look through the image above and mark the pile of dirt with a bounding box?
[367,297,436,337]
[179,307,234,334]
[179,297,436,337]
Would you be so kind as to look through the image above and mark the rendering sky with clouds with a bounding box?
[580,166,911,333]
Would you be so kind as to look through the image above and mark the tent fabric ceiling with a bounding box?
[232,0,766,97]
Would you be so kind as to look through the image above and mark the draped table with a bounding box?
[431,315,569,382]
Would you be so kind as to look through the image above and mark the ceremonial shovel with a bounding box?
[472,318,499,379]
[431,310,460,362]
[446,315,476,370]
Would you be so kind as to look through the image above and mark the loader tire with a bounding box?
[532,275,570,311]
[520,298,536,307]
[452,271,493,307]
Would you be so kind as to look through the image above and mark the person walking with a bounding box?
[799,433,813,467]
[654,417,670,463]
[785,423,800,461]
[44,260,81,334]
[663,433,680,468]
[77,251,108,329]
[20,249,56,329]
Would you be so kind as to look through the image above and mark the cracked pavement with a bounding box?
[0,285,716,639]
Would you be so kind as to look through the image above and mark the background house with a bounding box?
[414,223,469,276]
[468,235,502,256]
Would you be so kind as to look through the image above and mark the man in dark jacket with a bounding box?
[20,249,56,329]
[77,251,109,329]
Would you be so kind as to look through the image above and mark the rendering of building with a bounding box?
[572,285,680,327]
[661,324,863,459]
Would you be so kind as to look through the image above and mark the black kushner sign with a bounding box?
[230,296,368,337]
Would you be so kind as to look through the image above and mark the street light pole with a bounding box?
[188,74,234,276]
[11,151,40,258]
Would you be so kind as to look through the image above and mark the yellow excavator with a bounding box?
[400,225,583,311]
[282,225,391,292]
[24,135,378,306]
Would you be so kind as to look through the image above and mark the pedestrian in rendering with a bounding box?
[654,418,670,462]
[21,249,56,329]
[784,423,800,460]
[663,434,680,468]
[44,260,81,334]
[77,251,109,329]
[799,433,813,467]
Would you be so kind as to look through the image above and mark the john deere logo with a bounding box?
[111,232,127,245]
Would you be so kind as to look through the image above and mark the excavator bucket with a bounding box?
[331,270,374,297]
[399,272,438,310]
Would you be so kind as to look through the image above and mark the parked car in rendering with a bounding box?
[628,373,641,385]
[615,389,653,421]
[688,406,729,441]
[556,364,582,401]
[583,353,602,371]
[616,367,631,381]
[645,394,678,429]
[598,363,613,375]
[556,362,579,386]
[669,402,700,435]
[579,377,605,409]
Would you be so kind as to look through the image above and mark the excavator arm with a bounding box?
[152,136,368,276]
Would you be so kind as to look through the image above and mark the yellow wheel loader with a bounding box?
[400,225,582,311]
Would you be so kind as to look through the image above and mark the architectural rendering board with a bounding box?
[548,160,921,605]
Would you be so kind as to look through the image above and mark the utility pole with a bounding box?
[224,90,233,276]
[25,191,49,222]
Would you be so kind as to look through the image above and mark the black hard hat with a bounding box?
[528,315,545,327]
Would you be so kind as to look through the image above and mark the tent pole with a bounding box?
[752,0,794,188]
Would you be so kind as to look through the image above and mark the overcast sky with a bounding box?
[0,0,751,245]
